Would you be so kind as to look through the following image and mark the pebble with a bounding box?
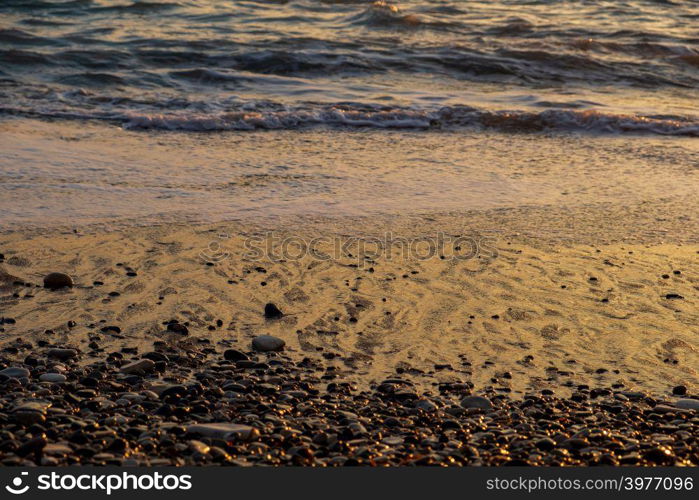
[13,401,50,425]
[43,272,74,290]
[264,303,284,319]
[223,349,249,361]
[252,335,285,352]
[166,322,189,335]
[672,385,688,396]
[0,366,30,379]
[120,359,155,375]
[460,395,493,410]
[187,423,260,441]
[47,348,78,360]
[39,373,67,383]
[674,399,699,410]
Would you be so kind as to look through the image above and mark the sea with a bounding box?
[0,0,697,228]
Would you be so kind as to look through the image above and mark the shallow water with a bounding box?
[0,1,698,227]
[1,0,698,134]
[1,118,697,229]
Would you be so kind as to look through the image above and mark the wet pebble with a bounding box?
[43,272,73,290]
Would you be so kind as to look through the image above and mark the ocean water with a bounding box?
[0,0,698,227]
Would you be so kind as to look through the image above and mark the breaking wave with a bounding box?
[2,103,697,136]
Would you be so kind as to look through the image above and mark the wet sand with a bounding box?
[2,202,698,395]
[1,203,698,465]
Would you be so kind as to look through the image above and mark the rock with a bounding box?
[672,385,688,396]
[43,443,73,456]
[43,272,73,290]
[188,440,210,455]
[674,399,699,410]
[414,399,438,412]
[224,349,249,361]
[142,351,169,362]
[47,348,78,360]
[535,437,556,451]
[120,359,155,375]
[0,367,30,379]
[643,446,675,465]
[382,436,404,446]
[167,323,189,335]
[16,435,47,458]
[252,335,285,352]
[187,423,259,441]
[13,401,50,425]
[264,303,283,319]
[460,395,493,410]
[39,373,67,383]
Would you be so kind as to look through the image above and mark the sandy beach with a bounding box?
[1,201,698,465]
[2,202,698,396]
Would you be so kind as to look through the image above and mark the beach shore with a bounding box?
[1,207,697,465]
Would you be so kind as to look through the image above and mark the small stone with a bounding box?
[674,399,699,410]
[643,447,675,465]
[414,399,437,412]
[13,402,50,425]
[43,272,73,290]
[47,348,78,360]
[224,349,249,361]
[188,440,210,455]
[187,423,259,441]
[460,395,493,410]
[16,435,47,458]
[43,443,73,456]
[39,373,67,383]
[264,303,283,319]
[252,335,285,352]
[120,359,155,375]
[535,437,556,451]
[167,323,189,335]
[0,367,30,379]
[672,385,687,396]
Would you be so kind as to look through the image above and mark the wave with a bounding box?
[123,107,699,136]
[348,1,424,28]
[3,103,696,137]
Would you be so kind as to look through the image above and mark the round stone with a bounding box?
[47,348,78,360]
[39,373,67,383]
[460,395,493,410]
[43,272,74,290]
[120,359,155,375]
[224,349,249,361]
[672,385,688,396]
[0,367,30,379]
[252,335,285,352]
[674,399,699,410]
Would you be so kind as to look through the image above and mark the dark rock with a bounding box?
[47,348,78,360]
[167,323,189,335]
[224,349,250,361]
[264,303,283,319]
[535,438,556,451]
[672,385,687,396]
[43,272,73,290]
